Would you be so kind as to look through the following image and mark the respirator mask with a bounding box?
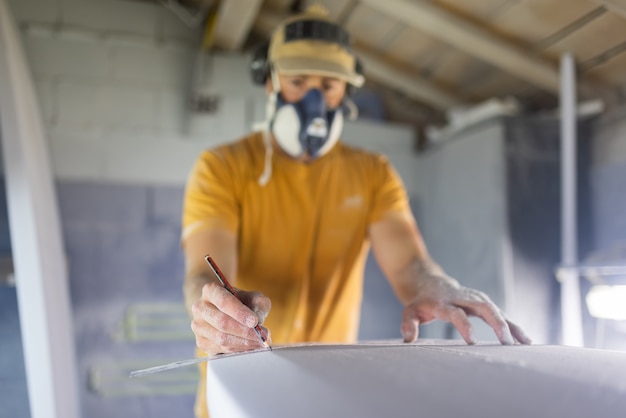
[250,13,365,184]
[270,88,343,159]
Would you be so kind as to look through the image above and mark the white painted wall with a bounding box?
[591,105,626,166]
[9,0,417,187]
[589,105,626,253]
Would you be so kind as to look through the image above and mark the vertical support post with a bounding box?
[560,53,584,347]
[0,1,80,417]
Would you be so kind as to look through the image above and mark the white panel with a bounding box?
[18,33,420,188]
[111,43,194,86]
[23,35,111,78]
[412,121,509,341]
[249,94,268,127]
[219,96,249,140]
[56,80,156,130]
[186,112,223,140]
[187,96,248,141]
[61,0,158,37]
[206,54,258,95]
[343,119,415,155]
[49,136,105,180]
[158,7,202,43]
[156,89,188,134]
[386,153,420,194]
[102,137,209,184]
[34,79,56,124]
[592,105,626,166]
[6,0,60,23]
[46,116,418,186]
[343,119,418,192]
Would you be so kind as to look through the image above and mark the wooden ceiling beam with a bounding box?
[590,0,626,18]
[302,0,357,23]
[264,0,295,12]
[253,9,466,110]
[359,0,562,94]
[213,0,263,50]
[355,47,465,109]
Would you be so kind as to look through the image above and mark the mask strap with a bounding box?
[270,67,281,94]
[266,69,281,120]
[257,68,280,186]
[343,96,359,121]
[258,128,273,186]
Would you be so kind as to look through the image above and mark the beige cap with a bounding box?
[268,9,364,88]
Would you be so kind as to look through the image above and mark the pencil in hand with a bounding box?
[204,255,272,351]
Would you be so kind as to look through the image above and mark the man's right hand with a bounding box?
[190,281,272,355]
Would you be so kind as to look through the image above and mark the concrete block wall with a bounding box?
[10,0,270,185]
[11,0,395,186]
[57,181,194,418]
[3,1,415,417]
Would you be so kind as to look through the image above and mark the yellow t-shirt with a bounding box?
[182,131,409,417]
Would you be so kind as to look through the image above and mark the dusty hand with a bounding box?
[191,281,272,355]
[401,274,531,345]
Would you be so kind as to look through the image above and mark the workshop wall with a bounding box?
[1,1,408,417]
[590,106,626,254]
[8,1,625,416]
[585,106,626,350]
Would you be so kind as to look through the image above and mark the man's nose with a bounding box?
[305,77,324,90]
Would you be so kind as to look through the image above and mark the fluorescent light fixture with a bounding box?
[586,285,626,320]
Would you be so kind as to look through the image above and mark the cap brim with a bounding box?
[274,57,364,87]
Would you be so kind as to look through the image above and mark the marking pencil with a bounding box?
[205,255,272,351]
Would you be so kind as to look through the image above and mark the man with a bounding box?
[182,6,531,417]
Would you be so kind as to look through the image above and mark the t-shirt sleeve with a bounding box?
[181,149,240,242]
[367,155,411,225]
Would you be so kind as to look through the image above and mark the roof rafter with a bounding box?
[265,0,295,12]
[213,0,263,50]
[355,47,465,109]
[359,0,562,94]
[590,0,626,18]
[303,0,358,23]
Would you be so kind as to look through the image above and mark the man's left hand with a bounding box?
[400,274,532,345]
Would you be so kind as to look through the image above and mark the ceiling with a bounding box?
[174,0,626,131]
